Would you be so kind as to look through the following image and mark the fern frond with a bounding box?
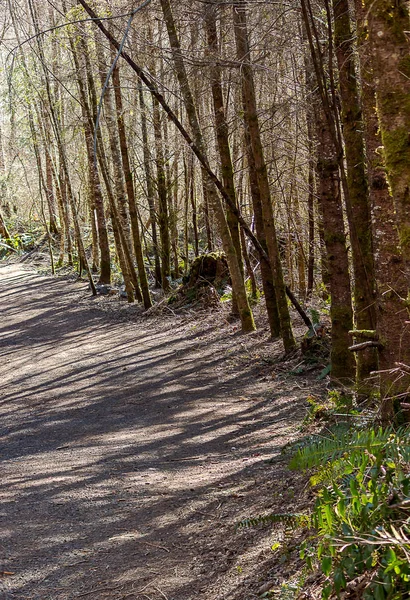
[290,426,410,471]
[310,458,356,487]
[237,512,311,530]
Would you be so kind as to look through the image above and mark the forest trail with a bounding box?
[0,264,309,600]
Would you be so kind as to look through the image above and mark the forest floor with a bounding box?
[0,261,326,600]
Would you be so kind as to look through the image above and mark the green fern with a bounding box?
[289,426,410,471]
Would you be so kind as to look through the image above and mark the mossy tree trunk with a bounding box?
[362,0,410,268]
[356,2,410,419]
[332,0,378,391]
[315,104,355,386]
[233,0,294,350]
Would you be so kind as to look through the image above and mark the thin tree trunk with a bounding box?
[112,61,152,307]
[69,30,111,284]
[188,153,199,256]
[204,2,244,315]
[306,122,315,298]
[244,126,281,337]
[233,0,294,349]
[45,147,59,235]
[138,84,162,288]
[93,32,141,301]
[152,93,171,291]
[81,33,136,300]
[315,103,355,385]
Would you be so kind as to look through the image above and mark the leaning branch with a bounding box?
[77,0,266,257]
[76,0,312,328]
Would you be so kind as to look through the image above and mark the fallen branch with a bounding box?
[395,362,410,375]
[139,540,170,553]
[349,340,384,352]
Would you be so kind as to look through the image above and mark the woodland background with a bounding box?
[0,0,410,441]
[1,2,410,598]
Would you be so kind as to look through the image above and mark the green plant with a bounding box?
[293,426,410,599]
[302,395,330,425]
[240,426,410,599]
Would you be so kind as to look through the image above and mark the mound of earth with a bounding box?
[168,252,230,309]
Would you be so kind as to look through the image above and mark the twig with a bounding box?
[77,584,123,597]
[136,583,151,593]
[153,586,169,600]
[139,541,170,553]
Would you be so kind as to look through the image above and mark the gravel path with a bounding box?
[0,264,309,600]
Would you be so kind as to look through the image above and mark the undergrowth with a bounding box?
[239,423,410,599]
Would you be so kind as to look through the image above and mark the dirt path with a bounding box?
[0,264,312,600]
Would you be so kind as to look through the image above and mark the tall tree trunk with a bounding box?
[81,33,136,300]
[315,104,355,385]
[93,32,141,301]
[362,0,410,268]
[138,84,162,288]
[69,30,111,285]
[357,4,410,418]
[233,0,294,349]
[204,2,244,316]
[332,0,378,391]
[244,127,281,338]
[159,0,255,332]
[112,61,152,307]
[306,120,315,298]
[152,93,171,292]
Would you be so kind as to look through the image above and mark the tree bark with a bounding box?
[232,0,295,350]
[362,0,410,269]
[357,3,410,418]
[112,61,152,307]
[152,92,171,292]
[69,30,111,284]
[204,2,244,316]
[315,104,355,385]
[138,83,162,288]
[332,0,378,390]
